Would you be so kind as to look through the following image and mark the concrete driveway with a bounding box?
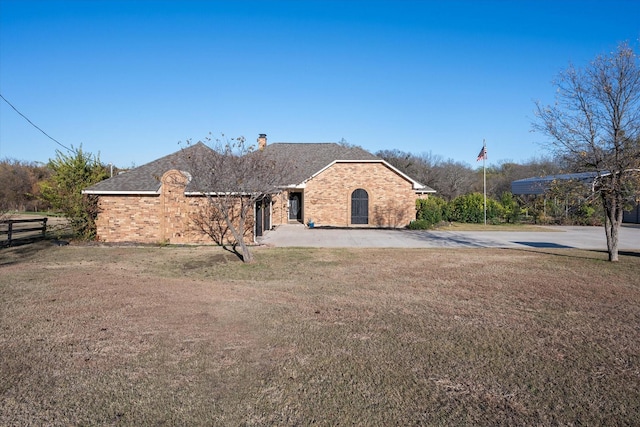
[258,224,640,250]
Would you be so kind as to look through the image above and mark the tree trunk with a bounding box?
[602,193,622,262]
[222,206,254,263]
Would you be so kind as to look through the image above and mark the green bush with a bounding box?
[39,147,109,239]
[416,197,446,227]
[407,219,431,230]
[449,193,504,224]
[500,192,521,223]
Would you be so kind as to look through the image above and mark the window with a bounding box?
[351,189,368,224]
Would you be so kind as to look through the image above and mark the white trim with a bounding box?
[279,183,306,190]
[184,191,260,197]
[81,190,159,195]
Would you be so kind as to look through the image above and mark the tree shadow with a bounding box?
[594,249,640,259]
[507,247,640,261]
[511,241,573,249]
[222,243,246,262]
[0,240,57,267]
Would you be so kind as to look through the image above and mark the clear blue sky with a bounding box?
[1,0,639,168]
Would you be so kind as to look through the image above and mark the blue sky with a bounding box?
[1,0,639,168]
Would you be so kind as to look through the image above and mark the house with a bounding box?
[83,134,435,244]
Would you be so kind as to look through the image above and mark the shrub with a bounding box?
[39,147,109,239]
[416,197,446,227]
[449,193,504,224]
[407,219,431,230]
[500,192,521,223]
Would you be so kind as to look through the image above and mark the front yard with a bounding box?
[1,243,639,425]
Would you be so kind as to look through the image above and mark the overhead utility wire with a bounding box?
[0,93,72,152]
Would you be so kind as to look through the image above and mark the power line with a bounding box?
[0,93,72,152]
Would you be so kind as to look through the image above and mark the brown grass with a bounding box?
[1,242,639,425]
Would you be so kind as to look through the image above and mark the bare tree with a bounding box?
[181,135,288,263]
[434,159,477,201]
[376,149,478,200]
[0,159,51,212]
[486,157,562,199]
[535,42,640,261]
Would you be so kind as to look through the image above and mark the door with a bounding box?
[255,196,271,237]
[256,199,264,237]
[264,196,271,230]
[289,193,302,222]
[351,189,369,224]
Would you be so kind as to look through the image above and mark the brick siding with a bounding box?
[95,170,255,244]
[96,163,424,242]
[271,162,422,228]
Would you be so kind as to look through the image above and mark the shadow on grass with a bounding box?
[220,243,247,262]
[0,240,57,267]
[512,241,573,249]
[508,247,640,261]
[595,249,640,259]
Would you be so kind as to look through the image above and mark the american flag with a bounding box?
[477,146,487,161]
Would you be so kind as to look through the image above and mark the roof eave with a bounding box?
[81,190,160,195]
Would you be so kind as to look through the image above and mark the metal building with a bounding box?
[512,172,640,224]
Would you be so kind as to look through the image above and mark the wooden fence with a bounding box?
[0,218,48,247]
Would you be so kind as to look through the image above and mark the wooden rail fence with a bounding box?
[0,218,48,247]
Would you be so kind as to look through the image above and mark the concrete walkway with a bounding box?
[258,224,640,250]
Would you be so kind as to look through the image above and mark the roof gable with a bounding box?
[262,143,433,191]
[260,143,379,185]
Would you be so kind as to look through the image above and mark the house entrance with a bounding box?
[289,192,302,222]
[351,188,369,224]
[255,196,271,237]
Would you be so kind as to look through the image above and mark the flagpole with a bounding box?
[483,139,487,226]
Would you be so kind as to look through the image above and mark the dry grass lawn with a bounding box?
[1,242,639,425]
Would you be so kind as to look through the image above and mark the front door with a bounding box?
[289,193,302,222]
[255,196,271,237]
[256,201,264,237]
[351,189,369,224]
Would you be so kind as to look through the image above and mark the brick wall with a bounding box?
[270,162,421,228]
[95,195,162,242]
[271,191,289,225]
[95,170,255,244]
[95,164,424,242]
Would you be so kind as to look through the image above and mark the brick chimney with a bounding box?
[257,133,267,150]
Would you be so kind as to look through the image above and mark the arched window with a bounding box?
[351,189,369,224]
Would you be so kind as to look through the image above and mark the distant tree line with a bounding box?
[1,148,113,239]
[0,159,51,212]
[376,149,562,201]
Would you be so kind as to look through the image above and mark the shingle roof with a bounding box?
[261,143,380,186]
[84,141,434,194]
[83,142,213,193]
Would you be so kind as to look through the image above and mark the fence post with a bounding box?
[42,218,48,238]
[7,221,13,245]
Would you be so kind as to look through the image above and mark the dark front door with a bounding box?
[289,193,302,222]
[351,189,369,224]
[264,197,271,230]
[255,196,271,237]
[256,199,264,237]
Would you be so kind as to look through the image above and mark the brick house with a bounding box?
[83,134,435,243]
